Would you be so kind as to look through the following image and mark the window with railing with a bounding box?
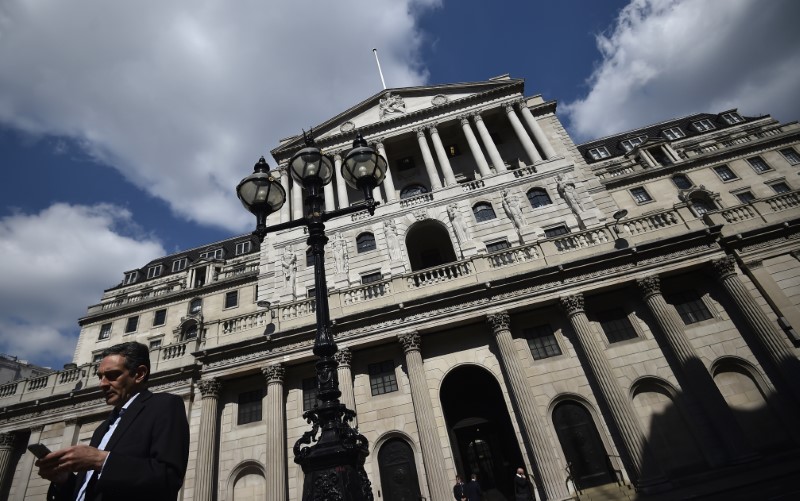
[544,225,569,238]
[486,240,510,253]
[769,182,791,194]
[735,191,755,204]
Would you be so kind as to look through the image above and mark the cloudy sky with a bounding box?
[1,0,798,368]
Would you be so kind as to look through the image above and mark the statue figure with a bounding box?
[281,246,297,294]
[384,220,403,262]
[447,204,469,244]
[501,189,525,232]
[379,92,406,119]
[333,232,349,274]
[557,174,585,213]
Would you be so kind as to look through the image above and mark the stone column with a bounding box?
[263,364,287,501]
[0,432,16,496]
[335,348,357,426]
[14,426,42,501]
[333,153,350,209]
[291,175,304,220]
[560,294,665,487]
[416,128,442,190]
[505,103,542,165]
[460,115,492,177]
[279,168,291,223]
[712,256,800,403]
[195,378,222,501]
[473,113,507,173]
[323,175,336,212]
[428,125,457,186]
[517,102,557,160]
[398,332,451,501]
[376,142,397,202]
[637,276,755,465]
[486,312,569,501]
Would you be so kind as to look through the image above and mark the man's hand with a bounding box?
[36,445,109,482]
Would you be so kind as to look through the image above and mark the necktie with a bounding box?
[76,408,125,501]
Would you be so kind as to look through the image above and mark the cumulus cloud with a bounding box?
[0,0,439,231]
[0,204,164,366]
[563,0,800,142]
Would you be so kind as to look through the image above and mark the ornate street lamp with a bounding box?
[237,132,384,501]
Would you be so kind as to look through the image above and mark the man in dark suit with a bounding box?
[465,473,482,501]
[453,474,467,500]
[36,342,190,500]
[513,467,535,501]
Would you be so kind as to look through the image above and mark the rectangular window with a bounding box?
[146,265,162,279]
[237,390,262,425]
[620,136,646,152]
[124,316,139,334]
[667,291,713,325]
[149,339,162,350]
[361,272,382,285]
[397,156,415,171]
[588,147,610,160]
[780,148,800,165]
[486,240,511,253]
[92,353,103,363]
[446,144,461,158]
[597,309,638,343]
[747,156,771,173]
[630,187,653,204]
[98,323,112,340]
[721,112,743,125]
[123,271,138,285]
[200,248,223,260]
[544,225,569,238]
[172,258,188,272]
[302,377,320,411]
[648,147,673,166]
[662,127,685,140]
[714,165,737,181]
[224,290,239,309]
[368,360,398,396]
[153,309,167,326]
[525,324,562,360]
[235,241,252,255]
[692,119,715,132]
[735,191,756,204]
[770,182,791,194]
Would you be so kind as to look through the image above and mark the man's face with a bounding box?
[97,354,145,408]
[517,468,524,476]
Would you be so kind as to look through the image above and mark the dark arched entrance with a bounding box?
[378,438,422,501]
[552,401,613,489]
[405,220,458,271]
[441,365,524,500]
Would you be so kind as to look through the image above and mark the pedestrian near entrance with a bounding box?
[514,467,535,501]
[465,473,482,500]
[453,474,467,500]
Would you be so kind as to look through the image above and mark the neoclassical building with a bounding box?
[1,75,799,501]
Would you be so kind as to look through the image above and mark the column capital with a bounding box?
[486,311,510,332]
[333,151,343,162]
[334,347,352,366]
[414,127,426,138]
[197,378,222,397]
[0,431,16,448]
[373,138,385,149]
[398,331,421,353]
[560,294,585,316]
[636,275,662,299]
[504,102,516,114]
[712,255,737,280]
[262,363,285,384]
[459,115,471,126]
[513,97,528,109]
[472,112,484,123]
[427,123,439,133]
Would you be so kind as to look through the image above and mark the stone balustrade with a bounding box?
[487,244,541,268]
[399,192,434,208]
[343,280,392,305]
[222,311,270,334]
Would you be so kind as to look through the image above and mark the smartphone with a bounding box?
[27,443,51,459]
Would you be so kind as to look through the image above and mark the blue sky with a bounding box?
[1,0,798,368]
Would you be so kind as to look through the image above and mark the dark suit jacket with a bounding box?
[514,474,534,500]
[465,479,482,501]
[453,481,466,500]
[48,390,190,501]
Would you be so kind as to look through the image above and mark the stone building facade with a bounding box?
[1,75,799,500]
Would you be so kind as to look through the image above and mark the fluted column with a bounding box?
[398,332,450,501]
[416,128,442,190]
[323,175,336,212]
[263,364,287,501]
[195,378,223,501]
[334,348,357,427]
[428,125,457,186]
[473,113,506,173]
[517,102,557,159]
[712,256,800,403]
[487,312,569,501]
[375,142,397,202]
[460,115,492,177]
[505,103,542,165]
[637,276,755,465]
[291,176,304,220]
[279,168,291,223]
[0,432,15,496]
[333,153,350,209]
[14,426,42,501]
[560,294,664,487]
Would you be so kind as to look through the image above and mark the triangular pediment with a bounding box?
[271,77,524,160]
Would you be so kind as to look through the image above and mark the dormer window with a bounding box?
[662,127,685,140]
[588,147,610,160]
[235,241,252,255]
[620,136,646,152]
[172,258,188,272]
[721,112,743,125]
[692,119,715,132]
[146,265,163,279]
[123,271,138,285]
[199,248,223,260]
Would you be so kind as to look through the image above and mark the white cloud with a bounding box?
[0,0,440,231]
[563,0,800,142]
[0,203,164,366]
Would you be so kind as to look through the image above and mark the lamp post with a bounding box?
[237,132,386,501]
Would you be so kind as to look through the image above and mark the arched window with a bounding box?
[182,323,198,340]
[472,202,496,222]
[188,298,202,315]
[356,232,376,253]
[690,196,715,216]
[400,184,428,199]
[672,174,692,189]
[527,188,552,208]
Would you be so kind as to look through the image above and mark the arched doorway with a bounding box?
[552,401,613,489]
[378,438,422,501]
[441,365,524,499]
[405,220,458,271]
